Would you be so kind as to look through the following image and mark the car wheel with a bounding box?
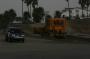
[5,37,8,42]
[21,39,24,43]
[8,38,13,42]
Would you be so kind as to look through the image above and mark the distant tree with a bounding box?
[8,9,17,19]
[24,0,29,13]
[45,14,52,23]
[85,0,90,17]
[32,7,45,23]
[24,11,31,19]
[0,14,6,29]
[24,0,39,17]
[54,11,62,18]
[4,9,17,22]
[0,9,17,29]
[45,14,52,20]
[32,0,38,9]
[23,11,31,23]
[24,0,33,14]
[79,0,86,17]
[3,9,17,28]
[4,11,9,19]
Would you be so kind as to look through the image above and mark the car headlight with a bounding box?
[21,35,24,37]
[12,34,16,37]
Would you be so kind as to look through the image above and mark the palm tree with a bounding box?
[79,0,86,17]
[24,0,39,19]
[24,0,33,14]
[85,0,90,17]
[32,0,38,9]
[24,0,29,13]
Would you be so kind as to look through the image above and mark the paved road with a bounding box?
[0,34,90,59]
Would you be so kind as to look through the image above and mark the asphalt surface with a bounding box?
[0,34,90,59]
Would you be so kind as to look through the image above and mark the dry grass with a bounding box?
[71,19,90,34]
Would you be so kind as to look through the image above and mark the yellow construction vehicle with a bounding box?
[32,18,68,37]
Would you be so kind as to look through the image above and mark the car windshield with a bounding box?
[54,20,64,26]
[9,28,23,34]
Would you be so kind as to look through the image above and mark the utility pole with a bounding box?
[67,0,70,20]
[30,4,32,18]
[66,0,72,34]
[22,0,24,22]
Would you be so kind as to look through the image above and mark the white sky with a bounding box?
[0,0,79,16]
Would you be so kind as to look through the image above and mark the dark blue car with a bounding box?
[5,27,25,42]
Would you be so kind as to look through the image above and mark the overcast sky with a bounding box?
[0,0,79,16]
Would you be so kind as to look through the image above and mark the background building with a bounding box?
[61,7,90,19]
